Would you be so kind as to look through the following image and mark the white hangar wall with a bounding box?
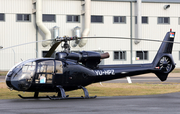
[0,0,36,70]
[0,0,180,70]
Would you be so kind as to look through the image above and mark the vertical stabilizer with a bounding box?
[152,29,176,81]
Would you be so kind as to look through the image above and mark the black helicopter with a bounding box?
[5,29,176,100]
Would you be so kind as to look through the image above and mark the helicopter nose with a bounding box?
[6,71,14,89]
[6,70,33,91]
[6,71,21,91]
[6,60,36,91]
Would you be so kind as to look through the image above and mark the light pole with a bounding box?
[141,49,144,64]
[12,49,15,65]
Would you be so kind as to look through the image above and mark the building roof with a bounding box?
[91,0,180,3]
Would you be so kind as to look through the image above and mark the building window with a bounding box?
[0,13,5,21]
[17,14,31,22]
[43,14,56,22]
[113,16,126,23]
[158,17,170,24]
[136,51,148,60]
[178,17,180,25]
[114,51,126,60]
[67,15,80,22]
[142,16,148,24]
[91,15,103,23]
[135,16,148,24]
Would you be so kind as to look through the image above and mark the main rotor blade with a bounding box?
[1,36,180,53]
[80,37,180,44]
[44,41,62,57]
[0,39,55,51]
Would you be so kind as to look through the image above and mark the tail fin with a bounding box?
[152,29,176,81]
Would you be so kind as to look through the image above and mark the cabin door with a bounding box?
[34,60,54,85]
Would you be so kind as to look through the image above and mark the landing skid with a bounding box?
[18,94,48,99]
[47,85,97,100]
[47,95,97,100]
[18,86,97,100]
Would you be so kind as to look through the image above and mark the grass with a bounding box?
[171,68,180,73]
[0,71,7,76]
[0,82,180,99]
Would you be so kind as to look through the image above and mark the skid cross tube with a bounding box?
[57,85,66,98]
[80,86,89,98]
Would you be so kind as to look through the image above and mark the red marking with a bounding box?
[170,29,172,32]
[155,67,160,69]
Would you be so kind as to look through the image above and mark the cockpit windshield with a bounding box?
[12,62,36,81]
[10,61,36,90]
[6,59,63,91]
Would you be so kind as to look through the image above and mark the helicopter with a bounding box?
[5,29,176,100]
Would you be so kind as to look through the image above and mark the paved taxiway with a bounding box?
[0,76,5,82]
[0,92,180,114]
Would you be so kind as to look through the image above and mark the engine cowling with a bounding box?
[55,51,109,69]
[79,51,101,69]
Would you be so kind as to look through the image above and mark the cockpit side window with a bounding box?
[55,61,63,74]
[35,60,54,84]
[37,60,54,73]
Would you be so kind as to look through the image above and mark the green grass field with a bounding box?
[0,71,7,76]
[0,82,180,99]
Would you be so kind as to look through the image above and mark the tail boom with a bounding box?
[94,30,176,82]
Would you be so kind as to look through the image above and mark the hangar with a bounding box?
[0,0,180,70]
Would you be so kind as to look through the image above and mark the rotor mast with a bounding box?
[62,40,70,53]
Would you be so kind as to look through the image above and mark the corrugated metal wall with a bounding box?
[0,0,36,70]
[1,0,180,71]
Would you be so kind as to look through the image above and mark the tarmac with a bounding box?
[1,92,180,114]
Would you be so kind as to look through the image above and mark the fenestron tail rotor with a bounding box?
[158,56,172,73]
